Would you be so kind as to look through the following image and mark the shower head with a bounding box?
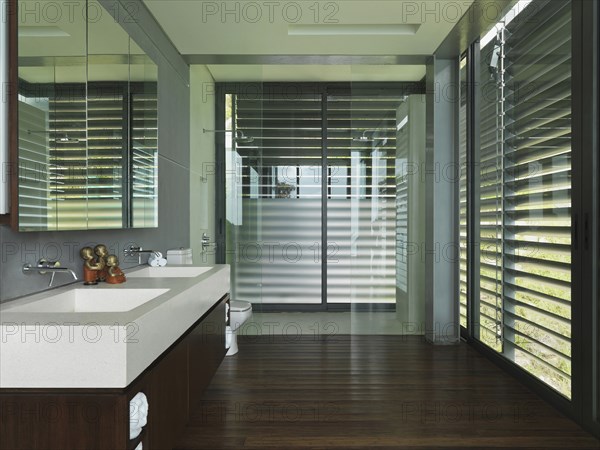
[234,131,255,144]
[202,128,255,144]
[352,131,375,143]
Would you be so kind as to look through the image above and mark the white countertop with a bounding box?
[0,264,230,389]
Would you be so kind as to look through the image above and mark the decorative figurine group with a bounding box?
[80,245,126,285]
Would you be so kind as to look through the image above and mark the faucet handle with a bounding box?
[124,245,142,256]
[37,259,60,271]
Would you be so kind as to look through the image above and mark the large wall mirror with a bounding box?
[16,0,158,231]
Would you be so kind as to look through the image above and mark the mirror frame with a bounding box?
[1,0,18,228]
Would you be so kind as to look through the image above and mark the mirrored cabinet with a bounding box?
[15,0,158,231]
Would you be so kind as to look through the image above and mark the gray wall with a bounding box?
[0,1,190,302]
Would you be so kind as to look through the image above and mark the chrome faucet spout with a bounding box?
[124,246,161,263]
[23,259,78,287]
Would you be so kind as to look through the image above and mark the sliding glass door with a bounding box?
[326,89,399,307]
[221,83,424,311]
[225,86,323,307]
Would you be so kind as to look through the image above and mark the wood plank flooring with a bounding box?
[175,336,600,449]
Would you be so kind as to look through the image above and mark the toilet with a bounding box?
[226,300,252,356]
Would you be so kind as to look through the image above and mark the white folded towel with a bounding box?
[130,392,149,440]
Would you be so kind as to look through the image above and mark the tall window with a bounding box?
[459,55,468,329]
[475,0,572,398]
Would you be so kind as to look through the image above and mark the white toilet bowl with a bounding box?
[226,300,252,356]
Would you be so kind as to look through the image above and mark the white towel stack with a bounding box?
[147,252,167,267]
[130,392,149,440]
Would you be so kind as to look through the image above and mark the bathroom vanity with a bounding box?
[0,265,230,450]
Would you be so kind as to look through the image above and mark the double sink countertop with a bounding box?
[0,265,230,389]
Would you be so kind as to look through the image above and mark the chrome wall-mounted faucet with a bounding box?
[201,233,211,250]
[22,259,78,287]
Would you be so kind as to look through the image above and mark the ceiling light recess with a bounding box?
[288,24,420,36]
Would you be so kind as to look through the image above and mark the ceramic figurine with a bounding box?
[105,255,126,284]
[94,244,109,282]
[80,246,105,285]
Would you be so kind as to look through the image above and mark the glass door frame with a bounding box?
[214,81,425,312]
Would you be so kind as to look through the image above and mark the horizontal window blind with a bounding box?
[476,0,572,398]
[502,0,572,398]
[326,94,397,304]
[479,34,504,352]
[459,57,468,329]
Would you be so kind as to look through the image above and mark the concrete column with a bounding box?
[425,57,460,344]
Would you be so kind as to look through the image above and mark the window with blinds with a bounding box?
[227,85,410,306]
[326,93,398,304]
[459,56,468,329]
[476,0,572,398]
[479,31,504,352]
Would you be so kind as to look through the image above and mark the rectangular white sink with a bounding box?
[3,288,169,313]
[0,264,230,388]
[127,266,212,278]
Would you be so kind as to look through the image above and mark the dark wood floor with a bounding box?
[175,336,600,449]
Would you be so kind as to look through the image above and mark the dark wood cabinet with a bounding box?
[188,298,226,411]
[0,294,229,450]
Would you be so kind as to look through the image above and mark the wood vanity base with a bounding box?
[0,295,229,450]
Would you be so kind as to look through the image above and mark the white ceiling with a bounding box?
[19,0,154,83]
[144,0,474,81]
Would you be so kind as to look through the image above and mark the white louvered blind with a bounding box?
[502,0,572,398]
[18,99,51,230]
[479,31,504,352]
[459,56,468,329]
[477,0,572,397]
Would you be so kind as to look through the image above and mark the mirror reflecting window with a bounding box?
[17,0,158,231]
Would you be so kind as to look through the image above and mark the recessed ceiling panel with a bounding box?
[143,0,475,56]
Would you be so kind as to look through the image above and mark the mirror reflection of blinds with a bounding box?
[18,82,157,230]
[18,101,51,230]
[131,92,159,228]
[45,86,125,229]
